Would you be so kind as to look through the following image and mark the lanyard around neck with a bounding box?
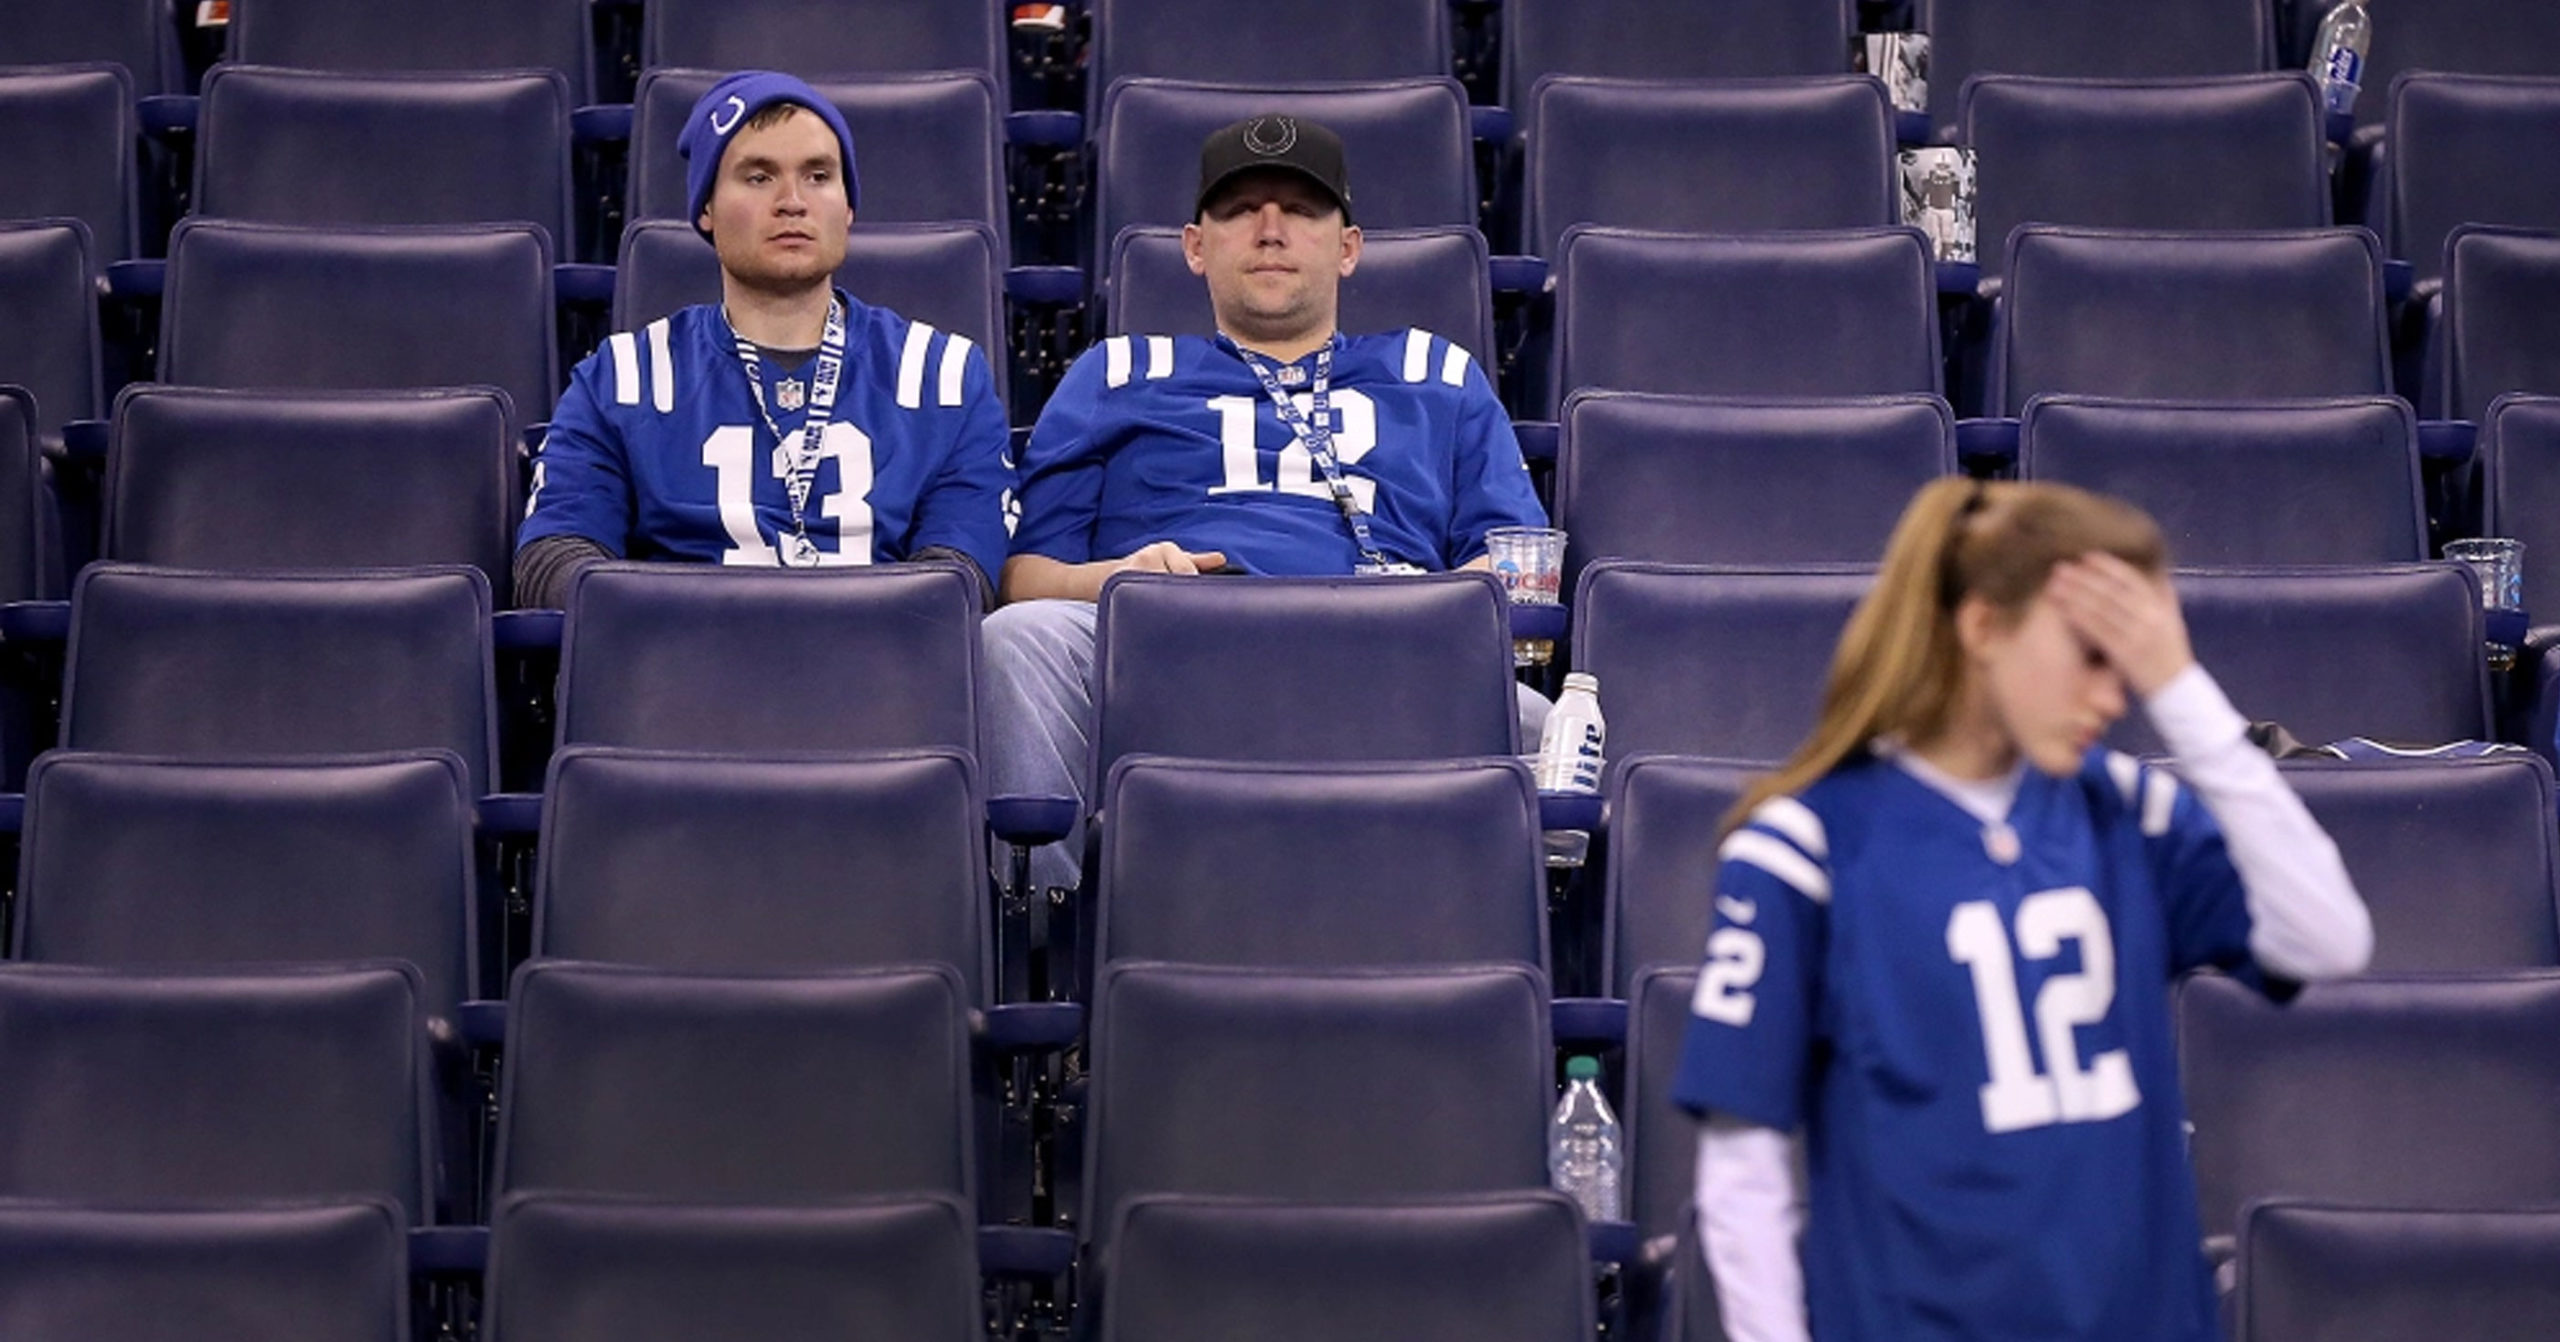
[728,295,848,567]
[1224,336,1394,571]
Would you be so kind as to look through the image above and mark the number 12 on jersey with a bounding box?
[1947,888,2142,1135]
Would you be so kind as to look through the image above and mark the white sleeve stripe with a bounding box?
[2141,770,2178,837]
[1720,830,1831,904]
[937,333,972,407]
[1146,335,1174,379]
[1752,796,1828,859]
[607,332,640,407]
[645,319,675,413]
[1440,344,1469,386]
[1402,328,1432,382]
[896,321,934,410]
[2105,751,2141,807]
[1104,335,1133,389]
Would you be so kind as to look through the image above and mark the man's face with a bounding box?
[1181,169,1361,345]
[698,106,850,296]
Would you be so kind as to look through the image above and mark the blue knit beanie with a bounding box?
[679,71,860,239]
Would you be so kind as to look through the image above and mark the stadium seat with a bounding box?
[1571,562,1872,765]
[0,64,137,265]
[1091,571,1517,789]
[2179,971,2560,1243]
[104,386,519,600]
[1554,392,1954,591]
[1549,226,1940,414]
[1089,0,1448,108]
[2386,75,2560,289]
[1960,74,2329,283]
[2295,0,2560,129]
[1522,75,1898,260]
[552,562,979,755]
[1081,962,1551,1253]
[1626,967,1700,1248]
[228,0,595,100]
[16,750,481,1013]
[158,219,558,430]
[2237,1203,2560,1342]
[0,386,50,603]
[0,962,433,1220]
[0,1201,410,1342]
[1106,223,1496,365]
[1993,227,2388,416]
[2017,395,2424,565]
[483,1194,983,1342]
[492,961,974,1205]
[1605,754,1760,992]
[2482,393,2560,603]
[0,218,101,444]
[1100,1193,1594,1342]
[1918,0,2271,137]
[193,66,574,256]
[1093,756,1546,971]
[2440,225,2560,424]
[1501,0,1855,109]
[6,0,188,97]
[641,0,1005,90]
[59,565,499,794]
[2275,754,2560,972]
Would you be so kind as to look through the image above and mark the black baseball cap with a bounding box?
[1194,114,1354,225]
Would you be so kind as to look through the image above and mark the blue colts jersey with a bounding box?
[1676,749,2268,1342]
[1011,330,1545,574]
[517,292,1012,589]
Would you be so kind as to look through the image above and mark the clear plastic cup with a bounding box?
[1485,526,1566,605]
[2445,537,2525,670]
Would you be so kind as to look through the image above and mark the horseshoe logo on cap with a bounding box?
[1242,117,1297,156]
[711,94,748,135]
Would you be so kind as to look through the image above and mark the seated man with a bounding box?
[984,113,1549,891]
[515,70,1009,609]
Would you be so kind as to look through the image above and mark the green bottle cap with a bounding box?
[1566,1056,1600,1081]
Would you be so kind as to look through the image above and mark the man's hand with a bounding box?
[998,543,1230,603]
[2047,552,2195,700]
[1116,541,1228,576]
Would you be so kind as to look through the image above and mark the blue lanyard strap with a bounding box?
[1225,336,1394,571]
[728,295,848,567]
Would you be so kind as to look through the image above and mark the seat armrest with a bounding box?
[988,795,1079,846]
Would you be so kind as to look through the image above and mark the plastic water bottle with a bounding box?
[2308,0,2372,118]
[1549,1055,1624,1223]
[1536,672,1605,866]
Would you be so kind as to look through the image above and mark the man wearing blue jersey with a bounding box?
[513,71,1010,609]
[981,114,1547,891]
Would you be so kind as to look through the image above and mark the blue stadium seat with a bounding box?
[2483,393,2560,602]
[193,66,574,257]
[0,218,101,443]
[1554,392,1954,591]
[5,0,187,97]
[641,0,1005,90]
[2297,0,2560,129]
[1919,0,2271,137]
[1994,227,2387,415]
[16,750,480,1013]
[2017,395,2423,565]
[1501,0,1855,109]
[0,1201,410,1342]
[1106,224,1496,365]
[1090,0,1448,109]
[2238,1203,2560,1342]
[1626,967,1699,1249]
[159,219,558,429]
[2386,75,2560,289]
[1604,754,1759,992]
[229,0,595,100]
[0,64,137,265]
[1523,75,1897,260]
[1094,756,1546,970]
[483,1194,983,1342]
[0,385,50,603]
[60,565,499,794]
[1100,1193,1594,1342]
[0,962,433,1220]
[2441,225,2560,424]
[105,385,519,600]
[1550,226,1940,413]
[1960,74,2329,283]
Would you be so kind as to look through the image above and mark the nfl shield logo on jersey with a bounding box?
[775,377,807,411]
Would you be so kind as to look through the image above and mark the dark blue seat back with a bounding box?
[1626,967,1700,1245]
[1107,224,1495,365]
[105,385,518,600]
[2388,75,2560,287]
[1083,962,1551,1252]
[0,962,431,1220]
[2018,395,2423,565]
[1502,0,1854,108]
[2239,1204,2560,1342]
[2302,0,2560,129]
[1556,391,1952,591]
[6,0,186,95]
[0,219,101,438]
[0,1202,409,1342]
[494,961,973,1204]
[2179,972,2560,1241]
[1996,226,2387,416]
[2483,393,2560,603]
[1572,562,1873,765]
[1552,226,1940,413]
[1091,0,1448,107]
[1092,572,1517,788]
[1524,75,1897,259]
[159,219,558,429]
[641,0,1004,87]
[1962,74,2328,281]
[17,750,480,1010]
[554,563,980,756]
[1605,754,1760,992]
[0,64,135,264]
[2443,225,2560,424]
[1919,0,2271,135]
[1101,1193,1594,1342]
[230,0,595,98]
[0,387,48,603]
[484,1194,983,1342]
[60,565,499,794]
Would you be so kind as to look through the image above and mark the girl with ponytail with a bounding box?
[1674,479,2372,1342]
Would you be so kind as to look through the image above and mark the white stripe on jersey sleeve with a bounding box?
[1753,796,1829,859]
[2140,769,2179,837]
[938,333,973,407]
[896,321,935,410]
[1145,335,1174,379]
[644,319,675,412]
[2105,751,2142,807]
[1104,335,1133,388]
[1440,343,1469,386]
[607,332,641,407]
[1402,328,1432,382]
[1719,829,1831,904]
